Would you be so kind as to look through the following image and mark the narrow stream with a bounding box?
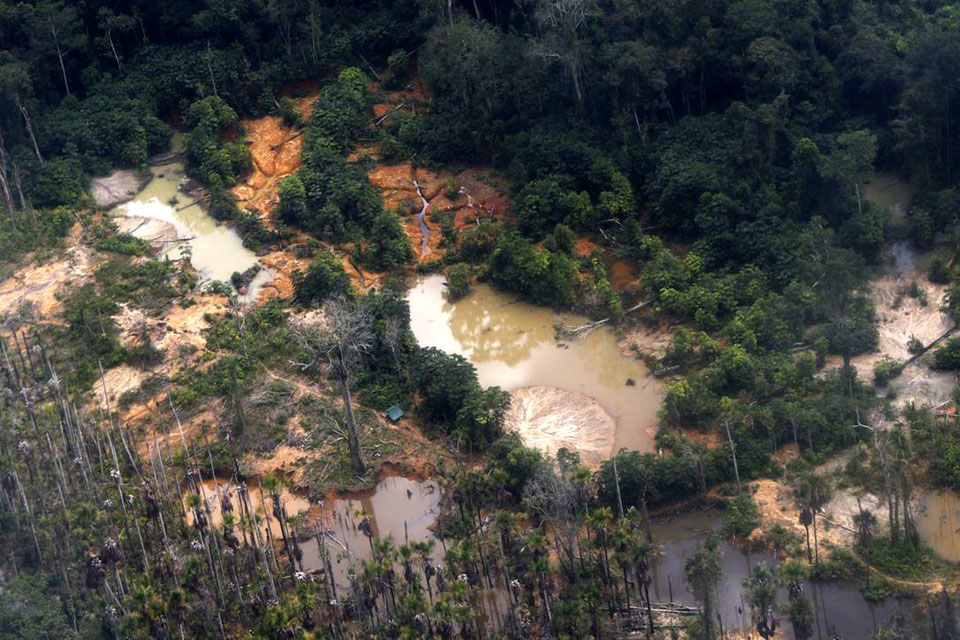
[110,133,271,301]
[412,179,431,257]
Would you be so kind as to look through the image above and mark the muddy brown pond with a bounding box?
[188,476,443,592]
[407,274,663,454]
[917,490,960,563]
[111,133,271,301]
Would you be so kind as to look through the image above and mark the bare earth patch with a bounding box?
[90,169,150,208]
[504,386,615,469]
[0,225,95,318]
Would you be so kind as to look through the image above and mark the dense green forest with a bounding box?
[3,0,960,638]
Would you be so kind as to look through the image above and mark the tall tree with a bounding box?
[685,535,722,640]
[26,1,85,96]
[532,0,597,114]
[744,562,779,639]
[291,298,373,476]
[0,53,42,164]
[97,8,136,70]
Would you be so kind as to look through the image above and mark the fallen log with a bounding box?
[555,300,650,339]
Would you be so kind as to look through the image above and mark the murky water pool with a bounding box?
[650,509,925,639]
[864,171,912,225]
[186,475,443,591]
[111,134,270,301]
[407,274,663,453]
[917,490,960,562]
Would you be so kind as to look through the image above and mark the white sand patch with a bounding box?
[504,386,615,469]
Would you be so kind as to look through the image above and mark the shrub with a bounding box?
[929,254,952,284]
[446,263,470,301]
[873,357,903,386]
[294,251,353,305]
[932,337,960,370]
[725,492,761,539]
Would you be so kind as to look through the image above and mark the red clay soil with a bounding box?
[575,237,603,258]
[364,164,513,263]
[230,94,318,225]
[608,259,640,293]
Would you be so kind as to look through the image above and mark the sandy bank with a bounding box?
[504,386,615,469]
[90,170,150,208]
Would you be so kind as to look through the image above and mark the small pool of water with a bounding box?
[111,134,270,301]
[302,476,442,587]
[917,490,960,562]
[186,475,443,591]
[407,275,663,453]
[864,171,912,226]
[650,509,922,639]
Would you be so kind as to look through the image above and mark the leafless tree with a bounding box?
[531,0,597,114]
[291,298,373,475]
[523,459,581,582]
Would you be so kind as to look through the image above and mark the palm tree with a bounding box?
[780,560,813,639]
[854,508,877,550]
[743,562,779,639]
[685,535,722,640]
[795,472,831,564]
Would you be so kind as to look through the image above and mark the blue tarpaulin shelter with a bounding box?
[386,405,403,422]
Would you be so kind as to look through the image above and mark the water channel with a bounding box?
[407,274,663,453]
[649,509,927,639]
[111,133,271,301]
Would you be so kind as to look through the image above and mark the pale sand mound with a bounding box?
[114,216,187,249]
[504,386,615,469]
[90,170,149,208]
[0,233,95,318]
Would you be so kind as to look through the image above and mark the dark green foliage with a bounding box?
[307,68,368,152]
[725,493,761,538]
[929,254,951,284]
[20,156,86,208]
[48,283,126,391]
[0,574,75,640]
[487,231,580,309]
[278,133,380,240]
[413,347,508,449]
[445,263,470,301]
[276,96,302,127]
[293,251,353,306]
[361,212,413,271]
[39,94,171,173]
[873,357,903,386]
[932,337,960,371]
[95,257,176,311]
[485,434,544,500]
[92,225,151,256]
[183,96,251,189]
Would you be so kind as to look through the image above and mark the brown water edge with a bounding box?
[111,133,272,302]
[184,475,444,584]
[917,490,960,563]
[407,274,664,454]
[650,509,932,639]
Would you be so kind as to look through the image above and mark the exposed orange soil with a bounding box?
[346,144,380,163]
[230,94,317,225]
[365,163,512,263]
[574,237,602,258]
[0,224,95,319]
[368,77,430,128]
[608,259,639,293]
[680,428,722,451]
[256,249,311,302]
